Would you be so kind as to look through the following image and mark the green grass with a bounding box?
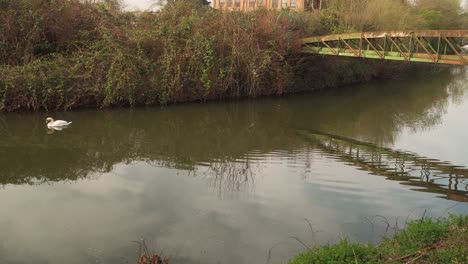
[290,214,468,264]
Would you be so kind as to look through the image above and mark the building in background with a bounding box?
[213,0,310,11]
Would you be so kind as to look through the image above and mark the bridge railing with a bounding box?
[302,30,468,65]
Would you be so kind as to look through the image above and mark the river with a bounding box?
[0,68,467,264]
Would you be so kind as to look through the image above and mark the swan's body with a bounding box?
[462,45,468,53]
[46,117,72,128]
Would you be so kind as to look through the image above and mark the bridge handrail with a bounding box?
[302,30,468,43]
[301,30,468,65]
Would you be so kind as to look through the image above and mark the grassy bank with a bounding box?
[290,214,467,264]
[0,0,465,111]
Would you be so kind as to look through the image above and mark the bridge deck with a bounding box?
[302,30,468,65]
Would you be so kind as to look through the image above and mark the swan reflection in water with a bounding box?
[47,126,69,134]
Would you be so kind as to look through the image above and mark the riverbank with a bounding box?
[1,0,465,112]
[290,214,467,264]
[135,214,468,263]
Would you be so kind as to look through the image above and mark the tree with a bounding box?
[414,0,463,29]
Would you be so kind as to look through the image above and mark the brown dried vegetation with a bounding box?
[0,0,464,111]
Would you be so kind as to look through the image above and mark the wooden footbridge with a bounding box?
[302,30,468,65]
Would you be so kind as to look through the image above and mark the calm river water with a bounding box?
[0,68,467,264]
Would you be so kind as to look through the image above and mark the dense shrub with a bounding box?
[1,0,307,110]
[0,0,463,111]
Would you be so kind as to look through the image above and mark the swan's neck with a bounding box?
[47,119,54,125]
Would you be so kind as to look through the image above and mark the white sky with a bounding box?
[122,0,155,10]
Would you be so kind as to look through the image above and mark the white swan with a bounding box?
[46,117,72,128]
[462,45,468,53]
